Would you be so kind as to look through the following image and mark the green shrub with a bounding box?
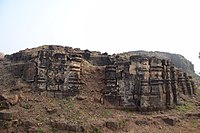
[38,128,43,133]
[101,109,113,117]
[175,103,195,113]
[93,128,101,133]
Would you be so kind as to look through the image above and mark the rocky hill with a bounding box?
[0,45,200,133]
[114,51,197,77]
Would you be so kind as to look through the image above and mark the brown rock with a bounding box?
[159,125,162,129]
[186,112,200,117]
[106,119,119,131]
[0,95,7,101]
[0,94,19,106]
[0,101,11,109]
[51,119,84,132]
[23,119,37,128]
[11,119,22,127]
[9,95,19,105]
[0,109,17,120]
[135,119,150,125]
[76,95,86,100]
[45,106,58,114]
[162,116,179,126]
[51,120,68,130]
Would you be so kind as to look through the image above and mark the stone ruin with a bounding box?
[5,45,83,98]
[103,56,196,111]
[4,45,196,111]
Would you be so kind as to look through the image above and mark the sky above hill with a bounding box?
[0,0,200,74]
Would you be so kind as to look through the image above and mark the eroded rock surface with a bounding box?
[5,45,197,111]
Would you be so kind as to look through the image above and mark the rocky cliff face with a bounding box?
[4,45,197,111]
[114,51,196,77]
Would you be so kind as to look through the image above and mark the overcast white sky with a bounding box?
[0,0,200,73]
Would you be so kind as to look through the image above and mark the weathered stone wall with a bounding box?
[104,55,196,111]
[5,45,111,98]
[5,45,196,111]
[6,45,83,98]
